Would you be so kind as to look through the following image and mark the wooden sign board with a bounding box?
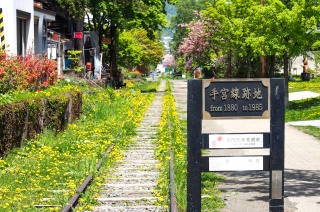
[187,79,285,212]
[202,79,270,119]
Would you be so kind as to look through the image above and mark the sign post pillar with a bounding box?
[269,79,285,211]
[187,80,202,212]
[187,78,285,212]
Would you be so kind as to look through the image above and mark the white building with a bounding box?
[0,0,56,57]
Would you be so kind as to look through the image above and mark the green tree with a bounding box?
[54,0,88,52]
[85,0,177,75]
[176,0,320,105]
[244,0,320,105]
[203,0,263,77]
[50,0,177,75]
[118,29,164,71]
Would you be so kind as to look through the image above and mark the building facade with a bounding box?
[0,0,57,56]
[0,0,35,56]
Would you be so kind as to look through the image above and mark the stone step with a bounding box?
[137,126,159,129]
[128,147,155,151]
[131,142,156,146]
[136,130,158,133]
[123,151,155,155]
[128,143,156,147]
[100,190,154,198]
[122,154,155,160]
[93,205,165,212]
[107,177,157,185]
[102,183,156,189]
[113,172,159,177]
[122,150,155,153]
[116,167,157,172]
[126,149,154,152]
[96,196,158,207]
[119,160,158,164]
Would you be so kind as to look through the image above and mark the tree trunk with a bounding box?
[247,46,251,78]
[110,21,117,77]
[227,50,232,78]
[260,55,266,77]
[269,55,275,78]
[260,0,266,78]
[283,52,289,107]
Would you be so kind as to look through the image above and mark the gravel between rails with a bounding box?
[93,81,167,212]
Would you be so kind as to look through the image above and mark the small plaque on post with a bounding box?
[209,134,264,148]
[209,156,264,171]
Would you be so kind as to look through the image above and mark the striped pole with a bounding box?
[0,8,5,50]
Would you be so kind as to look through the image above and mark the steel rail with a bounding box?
[62,144,114,212]
[168,94,177,212]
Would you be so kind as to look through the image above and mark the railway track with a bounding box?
[93,82,167,211]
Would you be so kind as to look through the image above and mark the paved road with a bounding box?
[171,79,320,212]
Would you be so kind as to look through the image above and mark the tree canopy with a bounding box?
[118,28,164,70]
[170,0,216,54]
[173,0,320,77]
[50,0,178,73]
[177,11,220,71]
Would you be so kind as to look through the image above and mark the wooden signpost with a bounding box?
[187,79,285,212]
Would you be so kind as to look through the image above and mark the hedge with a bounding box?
[0,91,82,156]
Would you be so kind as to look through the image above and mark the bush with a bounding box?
[0,102,28,156]
[0,90,82,157]
[127,71,142,79]
[0,54,58,93]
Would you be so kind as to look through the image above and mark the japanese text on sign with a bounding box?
[209,134,263,148]
[203,80,269,118]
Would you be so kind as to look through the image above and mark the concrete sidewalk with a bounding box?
[289,91,320,101]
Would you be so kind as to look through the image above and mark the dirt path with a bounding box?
[171,80,320,212]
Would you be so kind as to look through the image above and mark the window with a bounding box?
[16,10,30,57]
[17,18,26,56]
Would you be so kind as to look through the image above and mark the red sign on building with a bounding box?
[101,38,111,44]
[52,33,59,41]
[74,32,83,39]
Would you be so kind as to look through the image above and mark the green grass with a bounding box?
[286,78,320,141]
[131,80,160,93]
[0,87,154,211]
[2,76,320,211]
[286,97,320,122]
[154,80,224,211]
[289,76,320,93]
[202,173,226,211]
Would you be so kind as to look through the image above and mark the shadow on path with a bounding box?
[285,169,320,197]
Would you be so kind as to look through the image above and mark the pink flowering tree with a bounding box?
[177,11,220,74]
[162,54,178,72]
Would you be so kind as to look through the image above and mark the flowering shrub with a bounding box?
[0,53,57,93]
[178,11,220,73]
